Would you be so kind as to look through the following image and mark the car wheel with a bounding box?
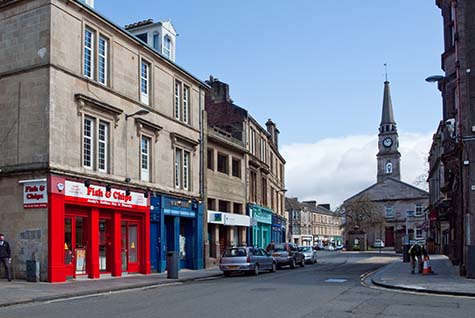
[300,258,305,267]
[277,264,282,270]
[253,264,259,276]
[290,258,296,269]
[223,271,231,277]
[271,262,277,272]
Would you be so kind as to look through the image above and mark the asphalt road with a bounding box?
[1,252,474,318]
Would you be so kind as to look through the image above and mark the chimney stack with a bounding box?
[206,76,232,103]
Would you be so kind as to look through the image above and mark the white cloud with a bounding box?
[281,132,432,210]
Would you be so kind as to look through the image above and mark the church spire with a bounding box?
[380,80,396,126]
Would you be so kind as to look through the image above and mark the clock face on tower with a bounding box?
[383,137,393,148]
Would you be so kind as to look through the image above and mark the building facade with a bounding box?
[205,77,286,249]
[342,80,429,251]
[428,0,475,276]
[206,126,248,263]
[0,0,206,281]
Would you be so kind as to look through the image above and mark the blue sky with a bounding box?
[95,0,443,207]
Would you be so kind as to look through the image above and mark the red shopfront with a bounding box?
[48,175,150,283]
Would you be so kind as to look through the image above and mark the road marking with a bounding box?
[325,278,347,283]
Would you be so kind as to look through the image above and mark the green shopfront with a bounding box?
[248,204,272,248]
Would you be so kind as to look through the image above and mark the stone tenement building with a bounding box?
[206,126,248,264]
[428,0,475,277]
[205,77,286,248]
[0,0,207,281]
[343,80,429,252]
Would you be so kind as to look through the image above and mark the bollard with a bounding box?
[166,251,179,279]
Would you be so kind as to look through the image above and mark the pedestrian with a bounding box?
[0,234,12,281]
[266,241,275,252]
[408,242,427,274]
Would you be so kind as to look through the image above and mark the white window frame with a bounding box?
[98,121,108,172]
[141,135,151,182]
[175,81,181,120]
[153,32,160,51]
[250,129,256,155]
[98,36,108,85]
[183,85,189,124]
[84,28,94,79]
[83,116,95,169]
[415,227,423,239]
[175,148,181,189]
[385,206,394,219]
[140,60,150,105]
[163,35,171,59]
[415,203,423,217]
[183,151,190,190]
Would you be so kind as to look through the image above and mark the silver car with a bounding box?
[299,246,318,264]
[219,246,277,276]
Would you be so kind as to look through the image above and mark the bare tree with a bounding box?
[338,194,386,232]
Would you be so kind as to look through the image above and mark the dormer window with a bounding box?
[153,32,159,51]
[163,35,171,59]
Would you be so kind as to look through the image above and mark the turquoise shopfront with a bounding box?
[248,204,272,248]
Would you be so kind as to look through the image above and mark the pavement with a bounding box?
[370,254,475,297]
[0,267,222,307]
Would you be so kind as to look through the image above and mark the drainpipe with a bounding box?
[199,86,209,267]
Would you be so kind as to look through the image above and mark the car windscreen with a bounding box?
[274,244,286,251]
[223,248,247,257]
[300,247,312,252]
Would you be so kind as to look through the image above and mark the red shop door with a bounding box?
[121,221,140,273]
[64,215,89,278]
[385,226,395,247]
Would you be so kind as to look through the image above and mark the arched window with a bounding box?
[163,35,172,59]
[385,161,393,174]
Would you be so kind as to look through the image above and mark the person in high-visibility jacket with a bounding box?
[408,243,428,274]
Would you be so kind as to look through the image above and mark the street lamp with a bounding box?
[125,109,150,120]
[425,75,446,83]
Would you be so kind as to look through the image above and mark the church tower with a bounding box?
[377,80,401,182]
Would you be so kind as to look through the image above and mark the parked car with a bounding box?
[373,239,385,248]
[220,246,276,276]
[268,243,305,269]
[299,246,318,264]
[324,244,335,251]
[313,244,324,251]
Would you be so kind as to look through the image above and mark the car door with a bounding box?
[260,248,272,269]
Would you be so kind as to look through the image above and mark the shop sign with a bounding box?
[169,200,191,208]
[207,211,224,224]
[224,213,250,227]
[251,206,272,225]
[20,179,48,209]
[64,181,147,209]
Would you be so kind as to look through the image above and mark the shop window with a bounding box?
[232,158,241,178]
[217,153,228,174]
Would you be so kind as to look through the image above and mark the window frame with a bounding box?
[140,135,151,182]
[83,28,95,79]
[385,206,394,219]
[217,152,229,174]
[82,115,111,173]
[97,120,109,172]
[174,147,192,191]
[415,203,423,217]
[140,59,151,105]
[83,116,95,169]
[98,35,109,86]
[163,35,172,59]
[174,80,182,120]
[183,85,190,124]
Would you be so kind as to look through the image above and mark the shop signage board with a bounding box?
[64,181,147,210]
[207,211,251,226]
[250,205,272,225]
[20,179,48,209]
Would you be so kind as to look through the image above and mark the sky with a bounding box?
[95,0,443,209]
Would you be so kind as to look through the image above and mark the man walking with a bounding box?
[0,234,12,281]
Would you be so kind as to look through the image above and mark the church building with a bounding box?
[343,79,429,252]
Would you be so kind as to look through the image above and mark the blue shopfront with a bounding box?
[150,195,203,272]
[271,214,287,244]
[248,204,272,248]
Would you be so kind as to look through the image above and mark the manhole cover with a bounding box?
[325,278,347,283]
